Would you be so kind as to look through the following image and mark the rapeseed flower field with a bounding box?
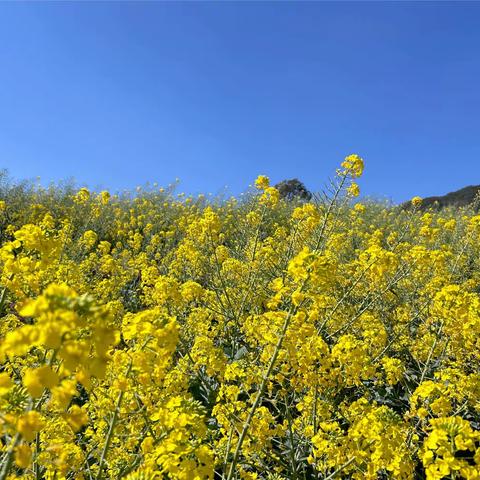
[0,155,479,480]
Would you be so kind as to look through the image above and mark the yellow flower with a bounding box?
[381,357,404,385]
[82,230,98,249]
[259,186,280,207]
[422,417,480,478]
[0,372,13,395]
[74,187,90,204]
[255,175,270,190]
[354,202,366,213]
[17,411,45,441]
[2,155,480,479]
[341,154,364,178]
[100,190,111,205]
[23,365,59,398]
[347,182,360,197]
[411,196,423,207]
[15,443,32,468]
[63,405,89,432]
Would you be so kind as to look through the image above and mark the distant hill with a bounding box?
[401,185,480,211]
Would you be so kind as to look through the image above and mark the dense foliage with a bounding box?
[0,156,479,480]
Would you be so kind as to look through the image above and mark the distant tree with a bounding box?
[274,178,312,201]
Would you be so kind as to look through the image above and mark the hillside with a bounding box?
[402,184,480,210]
[0,157,480,479]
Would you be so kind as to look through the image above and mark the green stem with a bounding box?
[285,399,298,480]
[226,307,294,480]
[34,433,41,480]
[0,433,20,480]
[96,361,132,480]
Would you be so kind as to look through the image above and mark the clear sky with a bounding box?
[1,2,479,202]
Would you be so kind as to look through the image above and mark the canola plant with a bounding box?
[0,155,479,480]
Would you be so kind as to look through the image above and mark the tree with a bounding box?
[274,178,312,201]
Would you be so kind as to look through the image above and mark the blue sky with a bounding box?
[1,2,479,202]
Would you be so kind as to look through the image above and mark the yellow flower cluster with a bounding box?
[0,156,479,479]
